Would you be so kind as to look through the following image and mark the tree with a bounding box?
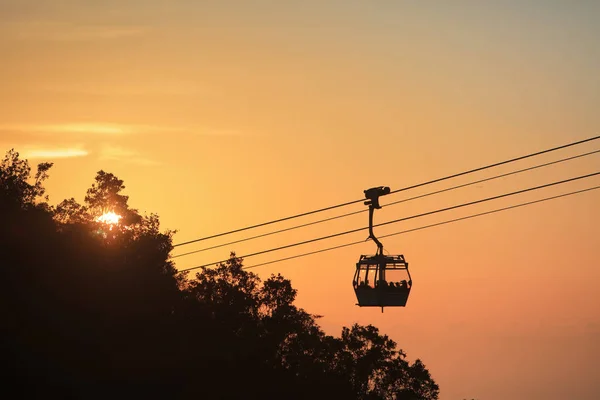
[0,148,52,209]
[0,149,439,400]
[54,197,89,224]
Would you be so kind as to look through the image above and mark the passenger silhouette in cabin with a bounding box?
[399,280,408,291]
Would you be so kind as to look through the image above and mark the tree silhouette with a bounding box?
[0,149,439,399]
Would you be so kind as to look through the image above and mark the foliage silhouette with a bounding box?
[0,149,439,400]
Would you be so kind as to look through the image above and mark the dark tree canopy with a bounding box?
[0,149,439,400]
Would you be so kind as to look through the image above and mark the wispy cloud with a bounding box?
[2,20,148,41]
[20,146,89,160]
[0,123,169,136]
[0,123,247,138]
[99,144,159,166]
[38,82,217,97]
[192,128,249,136]
[38,123,130,135]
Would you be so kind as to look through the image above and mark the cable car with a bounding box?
[353,186,412,312]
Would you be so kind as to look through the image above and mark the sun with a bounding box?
[96,211,122,225]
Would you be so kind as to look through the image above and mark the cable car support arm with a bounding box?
[363,186,390,255]
[367,206,383,254]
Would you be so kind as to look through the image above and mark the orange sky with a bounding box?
[2,1,599,399]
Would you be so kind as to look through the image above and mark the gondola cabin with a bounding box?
[353,254,412,310]
[355,185,413,312]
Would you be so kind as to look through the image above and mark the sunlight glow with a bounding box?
[96,211,122,225]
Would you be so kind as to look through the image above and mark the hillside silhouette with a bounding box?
[1,149,439,400]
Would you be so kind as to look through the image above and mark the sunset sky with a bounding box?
[2,1,599,399]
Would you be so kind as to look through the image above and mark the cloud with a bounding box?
[53,123,152,135]
[39,123,129,135]
[99,144,159,166]
[2,20,148,41]
[193,128,249,136]
[0,123,167,137]
[99,145,135,159]
[38,82,217,97]
[20,146,89,160]
[0,123,248,138]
